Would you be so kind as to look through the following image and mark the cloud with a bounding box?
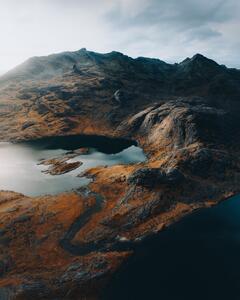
[0,0,239,71]
[106,0,232,29]
[104,0,240,66]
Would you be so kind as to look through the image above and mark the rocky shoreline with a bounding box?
[0,50,239,299]
[38,147,90,175]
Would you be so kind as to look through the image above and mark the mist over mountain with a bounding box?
[1,48,239,87]
[1,48,240,102]
[0,48,239,145]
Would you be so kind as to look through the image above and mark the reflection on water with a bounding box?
[0,136,146,196]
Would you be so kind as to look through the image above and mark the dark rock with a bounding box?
[127,168,165,187]
[182,148,232,179]
[166,168,185,183]
[13,214,31,224]
[113,89,130,105]
[0,257,12,277]
[35,100,49,115]
[0,287,12,300]
[22,121,36,130]
[0,229,6,237]
[14,282,51,300]
[18,93,32,100]
[55,90,74,100]
[127,167,184,188]
[0,237,10,246]
[43,161,82,175]
[102,193,170,230]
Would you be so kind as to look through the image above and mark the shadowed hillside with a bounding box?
[0,48,240,141]
[0,49,239,299]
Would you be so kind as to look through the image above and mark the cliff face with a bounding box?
[0,50,240,299]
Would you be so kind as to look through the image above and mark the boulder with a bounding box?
[22,121,36,130]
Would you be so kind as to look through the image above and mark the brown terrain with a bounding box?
[0,49,240,299]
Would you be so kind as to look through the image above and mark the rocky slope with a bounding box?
[0,49,239,299]
[0,49,239,141]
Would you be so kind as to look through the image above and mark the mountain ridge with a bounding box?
[0,48,239,299]
[0,48,240,143]
[1,48,239,85]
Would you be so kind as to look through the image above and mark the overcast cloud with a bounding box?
[0,0,239,71]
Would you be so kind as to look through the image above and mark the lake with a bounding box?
[0,135,146,196]
[104,194,240,300]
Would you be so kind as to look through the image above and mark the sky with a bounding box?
[0,0,239,71]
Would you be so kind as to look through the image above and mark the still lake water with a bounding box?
[104,194,240,300]
[2,134,239,299]
[0,135,146,196]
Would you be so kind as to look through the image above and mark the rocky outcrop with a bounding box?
[39,154,83,175]
[127,167,184,187]
[0,49,240,141]
[117,98,234,150]
[43,161,82,175]
[0,49,239,299]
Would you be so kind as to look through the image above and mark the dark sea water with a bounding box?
[104,194,240,300]
[2,135,239,300]
[0,135,146,196]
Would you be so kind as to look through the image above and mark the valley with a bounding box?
[0,49,239,299]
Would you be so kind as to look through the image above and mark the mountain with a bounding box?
[0,48,239,141]
[0,48,172,83]
[0,49,239,299]
[1,49,239,98]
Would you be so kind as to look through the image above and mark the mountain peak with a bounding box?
[179,53,221,76]
[192,53,207,61]
[0,49,235,87]
[77,48,87,52]
[180,53,219,66]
